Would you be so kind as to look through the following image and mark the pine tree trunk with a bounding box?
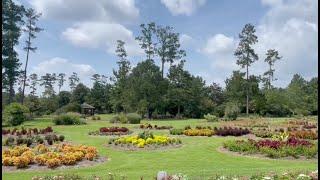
[246,64,249,116]
[161,59,164,78]
[269,64,272,90]
[8,31,15,103]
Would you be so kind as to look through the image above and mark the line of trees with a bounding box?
[2,0,318,119]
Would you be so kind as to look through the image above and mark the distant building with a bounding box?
[81,103,95,116]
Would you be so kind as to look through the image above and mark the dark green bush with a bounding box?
[53,113,86,125]
[3,103,30,126]
[127,113,142,124]
[59,135,65,142]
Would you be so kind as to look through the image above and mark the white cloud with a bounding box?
[30,0,139,23]
[199,0,317,87]
[201,34,235,55]
[199,34,237,86]
[160,0,206,16]
[253,0,318,87]
[62,22,143,56]
[180,34,193,47]
[31,57,96,93]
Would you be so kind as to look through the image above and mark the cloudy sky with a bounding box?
[17,0,318,93]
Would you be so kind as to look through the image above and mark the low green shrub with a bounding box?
[53,112,86,125]
[110,113,141,124]
[127,113,142,124]
[204,113,218,122]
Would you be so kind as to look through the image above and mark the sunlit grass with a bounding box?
[2,115,318,180]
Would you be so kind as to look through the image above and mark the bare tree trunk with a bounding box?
[246,64,249,116]
[21,20,32,104]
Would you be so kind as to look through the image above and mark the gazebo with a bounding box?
[81,103,95,116]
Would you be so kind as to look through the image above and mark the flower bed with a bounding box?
[139,123,173,130]
[223,137,318,159]
[252,129,274,138]
[3,134,65,147]
[2,144,98,169]
[289,130,318,140]
[183,129,214,137]
[108,131,181,149]
[2,126,53,136]
[303,123,318,129]
[213,127,250,136]
[88,127,130,136]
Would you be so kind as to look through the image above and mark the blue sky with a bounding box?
[16,0,318,94]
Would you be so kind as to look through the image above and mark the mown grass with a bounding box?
[2,115,318,180]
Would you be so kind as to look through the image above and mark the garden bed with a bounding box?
[88,127,131,136]
[2,143,102,171]
[223,138,318,159]
[106,143,182,151]
[107,131,182,151]
[2,156,107,172]
[217,146,317,161]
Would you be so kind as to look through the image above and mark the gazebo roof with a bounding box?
[81,103,95,109]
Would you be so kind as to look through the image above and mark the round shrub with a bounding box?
[127,113,142,124]
[224,102,240,120]
[3,103,29,126]
[59,135,65,142]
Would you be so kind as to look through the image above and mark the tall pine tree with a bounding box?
[263,49,281,89]
[234,24,258,115]
[2,0,25,103]
[21,8,43,103]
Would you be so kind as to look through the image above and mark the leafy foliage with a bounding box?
[3,103,29,126]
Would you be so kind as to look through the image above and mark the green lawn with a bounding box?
[2,115,318,180]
